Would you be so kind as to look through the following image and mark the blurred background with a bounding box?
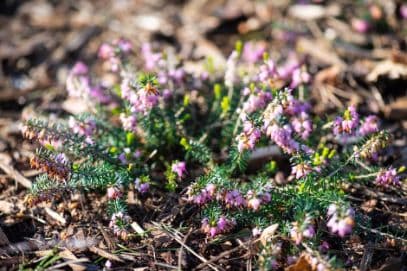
[1,0,406,163]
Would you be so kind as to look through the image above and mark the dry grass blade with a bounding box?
[89,246,124,263]
[152,222,220,271]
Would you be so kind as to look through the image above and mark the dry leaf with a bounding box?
[285,254,314,271]
[260,223,279,246]
[314,65,343,86]
[367,60,407,81]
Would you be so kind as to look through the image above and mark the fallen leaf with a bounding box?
[285,254,313,271]
[259,223,279,246]
[367,60,407,81]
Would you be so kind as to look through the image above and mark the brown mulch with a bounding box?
[0,0,406,270]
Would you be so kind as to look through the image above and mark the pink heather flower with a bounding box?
[205,184,216,197]
[68,117,96,144]
[290,216,314,245]
[209,227,217,237]
[89,86,112,104]
[54,153,69,165]
[162,89,172,100]
[327,204,354,237]
[236,122,261,152]
[107,186,122,199]
[172,161,187,179]
[105,260,112,269]
[242,90,272,114]
[333,106,359,135]
[71,62,88,75]
[303,225,315,238]
[277,57,300,79]
[168,68,185,85]
[291,162,313,179]
[118,153,127,165]
[258,59,277,82]
[224,50,239,88]
[121,76,160,115]
[109,212,130,239]
[352,18,370,33]
[242,41,266,64]
[134,178,150,194]
[359,115,379,136]
[217,216,228,231]
[401,4,407,19]
[120,113,137,132]
[224,189,246,208]
[375,167,400,187]
[66,62,91,98]
[115,38,132,53]
[266,124,300,154]
[291,112,312,140]
[261,192,271,203]
[247,192,261,211]
[319,241,330,253]
[141,43,162,71]
[290,68,311,88]
[98,43,115,59]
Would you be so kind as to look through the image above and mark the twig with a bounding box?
[44,207,66,225]
[358,224,407,244]
[0,156,32,188]
[178,228,192,271]
[45,258,89,271]
[195,240,251,270]
[153,222,219,271]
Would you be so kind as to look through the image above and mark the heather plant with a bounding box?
[22,39,404,269]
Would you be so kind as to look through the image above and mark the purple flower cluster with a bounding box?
[66,62,91,98]
[236,121,261,152]
[327,204,355,238]
[119,113,137,132]
[107,186,122,200]
[121,76,160,115]
[141,43,163,71]
[375,167,400,187]
[290,216,315,245]
[242,87,272,116]
[242,41,266,64]
[187,183,271,214]
[66,61,113,104]
[261,89,313,154]
[68,117,96,145]
[333,106,359,135]
[291,162,314,179]
[98,38,133,72]
[109,212,131,240]
[201,216,235,237]
[172,161,187,179]
[134,178,150,194]
[257,56,310,88]
[359,115,379,136]
[186,183,217,205]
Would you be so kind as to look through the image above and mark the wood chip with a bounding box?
[45,207,66,225]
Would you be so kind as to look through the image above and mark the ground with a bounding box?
[0,0,406,270]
